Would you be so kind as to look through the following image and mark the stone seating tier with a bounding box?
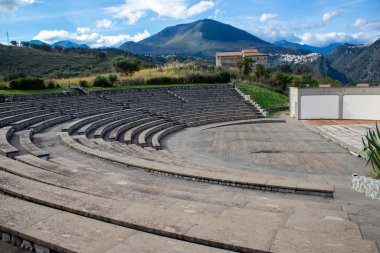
[123,119,167,144]
[0,126,19,157]
[76,111,138,137]
[108,117,156,141]
[19,130,49,159]
[138,122,175,147]
[11,112,61,131]
[0,109,50,128]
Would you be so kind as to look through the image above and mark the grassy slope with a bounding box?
[236,82,288,109]
[0,83,221,95]
[0,45,120,78]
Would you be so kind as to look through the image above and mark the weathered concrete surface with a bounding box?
[0,118,376,252]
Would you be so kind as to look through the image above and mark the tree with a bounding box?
[279,64,292,74]
[112,57,140,76]
[294,64,312,75]
[275,72,293,92]
[254,64,266,81]
[10,40,18,46]
[93,76,112,87]
[236,56,254,76]
[54,45,64,52]
[20,41,30,47]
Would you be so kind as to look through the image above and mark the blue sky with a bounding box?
[0,0,379,48]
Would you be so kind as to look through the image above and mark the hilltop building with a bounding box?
[215,49,268,68]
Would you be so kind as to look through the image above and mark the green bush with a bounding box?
[108,74,118,84]
[47,80,55,89]
[145,72,230,85]
[120,78,145,86]
[78,80,88,87]
[361,124,380,179]
[146,76,182,85]
[93,76,112,87]
[9,77,46,90]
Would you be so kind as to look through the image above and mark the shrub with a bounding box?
[9,77,46,90]
[120,78,145,86]
[108,74,118,84]
[47,80,55,89]
[93,76,112,87]
[361,124,380,179]
[78,80,88,87]
[146,76,181,85]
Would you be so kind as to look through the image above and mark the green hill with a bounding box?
[0,45,125,79]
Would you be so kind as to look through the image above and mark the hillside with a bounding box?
[0,45,125,79]
[120,19,310,57]
[274,40,341,55]
[51,40,90,49]
[327,39,380,84]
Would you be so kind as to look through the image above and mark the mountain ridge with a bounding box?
[273,40,342,55]
[120,19,310,57]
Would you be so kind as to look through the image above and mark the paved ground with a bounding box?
[304,120,379,154]
[166,116,380,249]
[0,116,379,252]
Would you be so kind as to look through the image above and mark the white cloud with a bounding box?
[106,0,215,24]
[259,13,278,22]
[76,27,91,34]
[322,11,338,23]
[0,0,34,13]
[350,18,380,32]
[297,31,364,46]
[211,9,223,19]
[33,29,150,48]
[96,19,114,28]
[351,18,368,28]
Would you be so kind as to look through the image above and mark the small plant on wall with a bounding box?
[361,124,380,179]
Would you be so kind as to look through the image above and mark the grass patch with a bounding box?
[88,83,222,90]
[236,81,288,109]
[0,83,222,95]
[0,87,65,95]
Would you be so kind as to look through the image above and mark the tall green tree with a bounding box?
[20,41,30,47]
[254,64,266,81]
[236,56,254,76]
[275,72,293,92]
[112,57,140,76]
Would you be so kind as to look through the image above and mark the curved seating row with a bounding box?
[77,111,138,136]
[19,130,49,159]
[123,119,166,144]
[11,112,60,131]
[138,122,174,147]
[0,126,19,157]
[0,109,49,128]
[62,109,129,134]
[151,125,185,149]
[109,117,155,141]
[93,115,142,139]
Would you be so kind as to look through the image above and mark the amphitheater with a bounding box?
[0,84,379,253]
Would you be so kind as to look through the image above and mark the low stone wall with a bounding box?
[352,175,380,200]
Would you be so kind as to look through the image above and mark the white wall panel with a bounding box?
[300,95,339,119]
[343,95,380,120]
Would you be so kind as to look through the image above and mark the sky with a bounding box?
[0,0,379,48]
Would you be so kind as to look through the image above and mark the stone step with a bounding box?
[0,169,369,253]
[0,195,228,253]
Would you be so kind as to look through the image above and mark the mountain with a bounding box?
[51,40,90,49]
[327,39,380,84]
[120,19,310,57]
[29,40,47,45]
[274,40,342,55]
